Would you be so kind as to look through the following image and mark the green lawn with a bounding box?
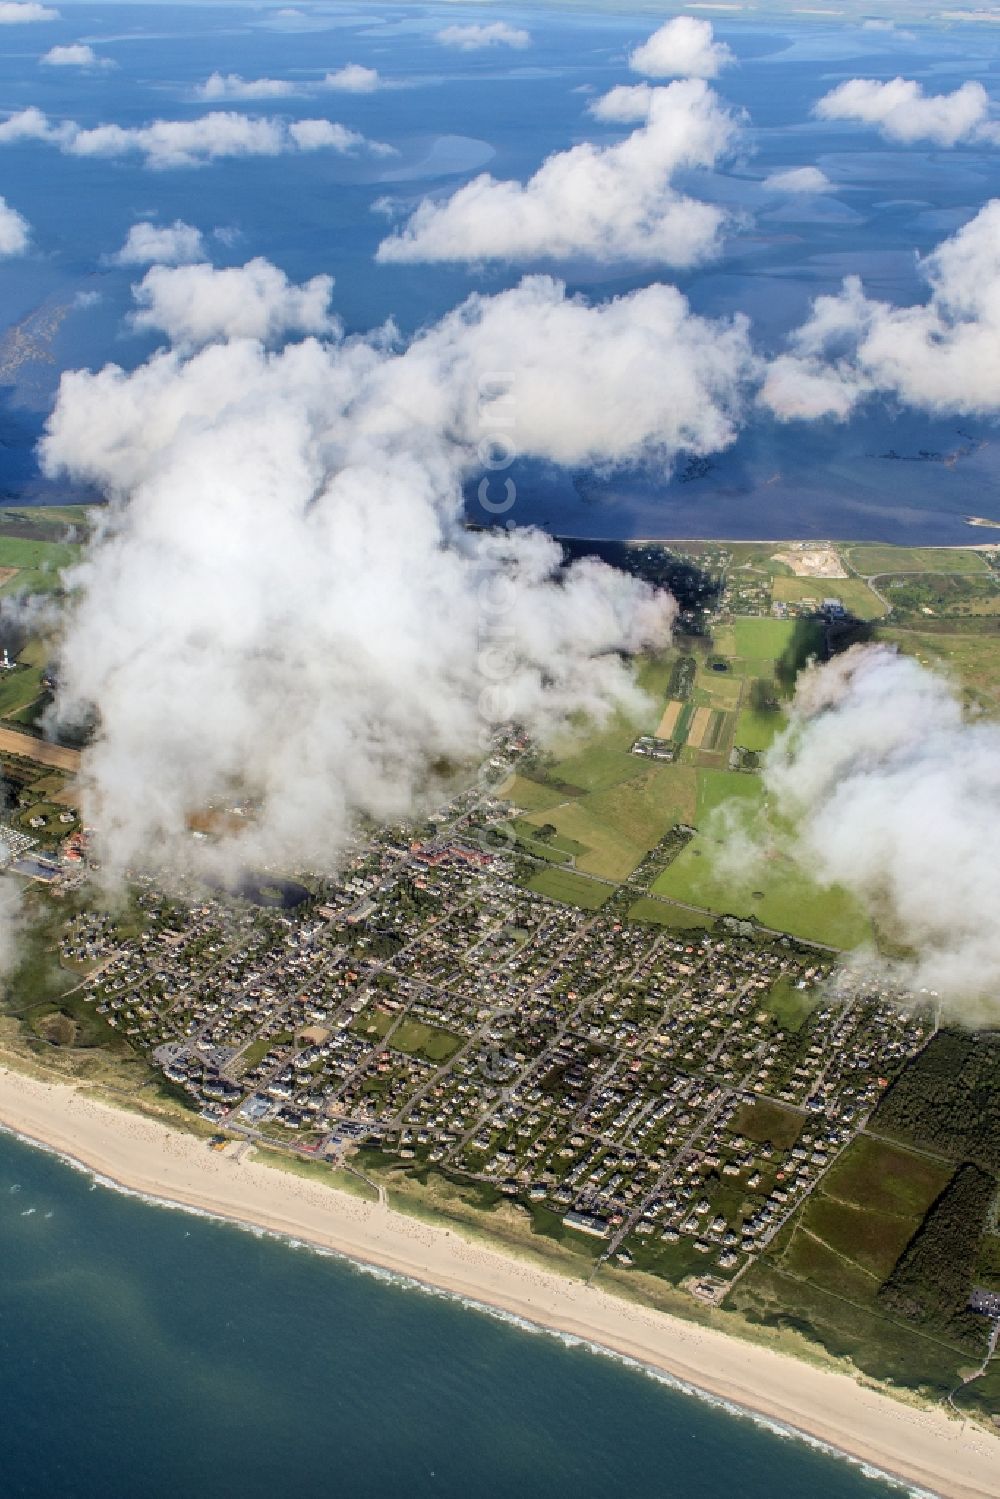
[391,1018,463,1062]
[733,616,797,660]
[0,666,44,718]
[734,704,783,752]
[763,974,822,1031]
[527,867,612,909]
[696,766,763,824]
[626,895,712,930]
[731,1097,804,1150]
[770,575,886,619]
[650,834,870,948]
[0,535,79,596]
[844,544,989,576]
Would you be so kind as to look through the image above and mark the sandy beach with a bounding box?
[1,1065,998,1499]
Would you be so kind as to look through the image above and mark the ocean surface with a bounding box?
[0,1126,910,1499]
[1,2,1000,539]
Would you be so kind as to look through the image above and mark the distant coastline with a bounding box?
[1,1063,998,1499]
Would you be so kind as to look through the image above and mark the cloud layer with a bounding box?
[376,79,738,267]
[113,219,207,266]
[628,17,733,80]
[0,107,384,168]
[196,72,296,101]
[39,272,756,877]
[815,77,995,147]
[129,259,338,346]
[435,22,530,51]
[761,200,1000,420]
[763,165,833,195]
[0,195,30,257]
[0,2,57,21]
[322,64,380,92]
[42,42,113,69]
[762,645,1000,1019]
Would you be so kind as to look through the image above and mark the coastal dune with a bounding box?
[1,1066,997,1499]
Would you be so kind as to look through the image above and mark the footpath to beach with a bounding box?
[1,1066,998,1499]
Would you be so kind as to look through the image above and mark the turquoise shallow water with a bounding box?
[0,1128,910,1499]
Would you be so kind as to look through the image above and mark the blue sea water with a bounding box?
[0,1127,912,1499]
[2,3,1000,538]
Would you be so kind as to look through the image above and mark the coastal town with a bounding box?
[46,791,927,1302]
[2,527,999,1416]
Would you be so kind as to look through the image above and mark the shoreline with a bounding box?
[2,1067,999,1498]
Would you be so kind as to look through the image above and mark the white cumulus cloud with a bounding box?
[0,2,58,22]
[763,165,833,194]
[196,72,296,100]
[376,79,739,268]
[38,272,756,878]
[42,42,113,68]
[628,17,733,80]
[761,200,1000,420]
[129,258,338,347]
[761,644,1000,1020]
[435,22,531,51]
[113,220,207,266]
[0,195,30,257]
[0,106,384,168]
[814,77,994,147]
[322,64,380,92]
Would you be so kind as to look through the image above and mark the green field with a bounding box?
[733,616,798,661]
[732,1133,969,1395]
[626,895,713,930]
[695,767,762,824]
[885,625,1000,709]
[651,832,870,949]
[733,704,782,752]
[0,535,79,596]
[527,867,611,909]
[762,974,823,1031]
[770,574,886,620]
[390,1018,463,1062]
[844,544,990,576]
[731,1097,804,1150]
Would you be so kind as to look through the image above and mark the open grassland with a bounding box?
[0,535,79,597]
[762,974,822,1031]
[390,1017,463,1062]
[651,833,870,949]
[625,895,712,930]
[527,867,611,909]
[885,624,1000,709]
[695,767,761,823]
[731,1134,967,1396]
[771,574,886,619]
[733,616,798,662]
[844,544,991,576]
[731,1097,804,1151]
[0,667,44,719]
[734,702,782,751]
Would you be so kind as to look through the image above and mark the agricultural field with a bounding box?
[884,623,1000,709]
[650,831,871,948]
[625,895,712,930]
[771,574,886,620]
[0,534,80,597]
[843,544,991,576]
[526,867,611,909]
